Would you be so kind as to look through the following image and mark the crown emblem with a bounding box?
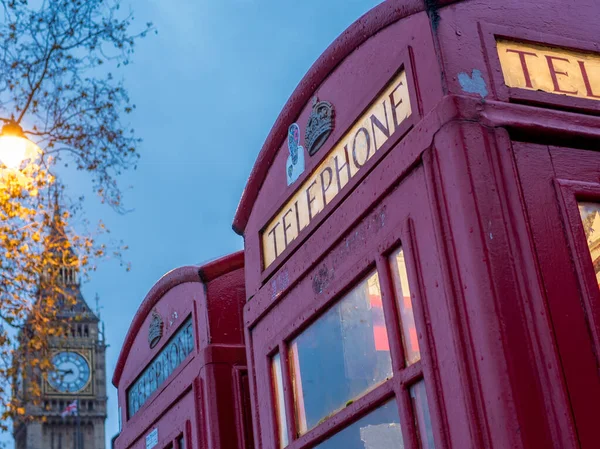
[148,309,164,349]
[305,97,334,156]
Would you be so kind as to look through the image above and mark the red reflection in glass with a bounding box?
[389,248,421,365]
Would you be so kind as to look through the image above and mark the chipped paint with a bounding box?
[270,269,290,301]
[458,69,488,98]
[312,264,335,294]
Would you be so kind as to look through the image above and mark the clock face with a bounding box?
[48,351,91,393]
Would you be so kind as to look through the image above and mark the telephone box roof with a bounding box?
[111,250,244,386]
[232,0,430,235]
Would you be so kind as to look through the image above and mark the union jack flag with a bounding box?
[61,399,78,418]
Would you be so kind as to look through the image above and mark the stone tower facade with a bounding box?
[12,203,107,449]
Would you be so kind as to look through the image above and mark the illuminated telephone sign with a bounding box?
[496,39,600,100]
[127,317,194,417]
[262,70,412,269]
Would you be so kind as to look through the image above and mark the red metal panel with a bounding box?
[431,0,600,102]
[426,122,585,449]
[554,178,600,360]
[248,165,454,449]
[239,10,443,299]
[515,144,600,448]
[257,47,421,284]
[116,282,200,417]
[241,93,600,449]
[113,266,203,387]
[119,392,195,449]
[113,254,249,449]
[229,2,600,449]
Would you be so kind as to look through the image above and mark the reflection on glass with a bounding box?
[389,248,421,365]
[272,353,289,448]
[290,272,393,434]
[313,401,403,449]
[177,435,185,449]
[410,381,435,449]
[578,202,600,292]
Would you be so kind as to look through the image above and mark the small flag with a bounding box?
[61,399,78,418]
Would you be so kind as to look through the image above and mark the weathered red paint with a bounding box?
[234,1,600,449]
[112,252,253,449]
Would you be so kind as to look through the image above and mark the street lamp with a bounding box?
[0,120,40,169]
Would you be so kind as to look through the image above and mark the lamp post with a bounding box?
[0,119,41,170]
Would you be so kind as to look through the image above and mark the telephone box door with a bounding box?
[515,142,600,448]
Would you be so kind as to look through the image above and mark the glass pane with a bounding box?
[389,248,421,365]
[272,352,289,448]
[313,400,403,449]
[410,381,435,449]
[177,435,185,449]
[578,202,600,291]
[290,271,393,434]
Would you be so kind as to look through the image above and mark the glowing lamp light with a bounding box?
[0,135,28,169]
[0,121,40,169]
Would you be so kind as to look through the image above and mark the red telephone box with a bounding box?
[233,1,600,449]
[112,252,253,449]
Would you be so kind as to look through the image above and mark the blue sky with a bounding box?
[9,1,385,447]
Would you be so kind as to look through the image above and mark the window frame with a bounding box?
[555,178,600,355]
[265,217,441,449]
[162,425,189,449]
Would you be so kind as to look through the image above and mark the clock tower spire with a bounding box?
[13,193,108,449]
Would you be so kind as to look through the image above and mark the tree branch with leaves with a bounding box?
[0,0,151,429]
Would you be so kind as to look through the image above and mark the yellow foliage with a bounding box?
[0,171,125,426]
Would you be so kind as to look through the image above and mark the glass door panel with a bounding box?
[289,271,393,435]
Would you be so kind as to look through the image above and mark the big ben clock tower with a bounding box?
[12,202,107,449]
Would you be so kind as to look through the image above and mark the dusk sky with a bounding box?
[26,1,386,447]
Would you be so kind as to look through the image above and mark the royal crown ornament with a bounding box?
[148,309,164,349]
[305,97,335,156]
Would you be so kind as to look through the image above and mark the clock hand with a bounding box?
[56,369,74,376]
